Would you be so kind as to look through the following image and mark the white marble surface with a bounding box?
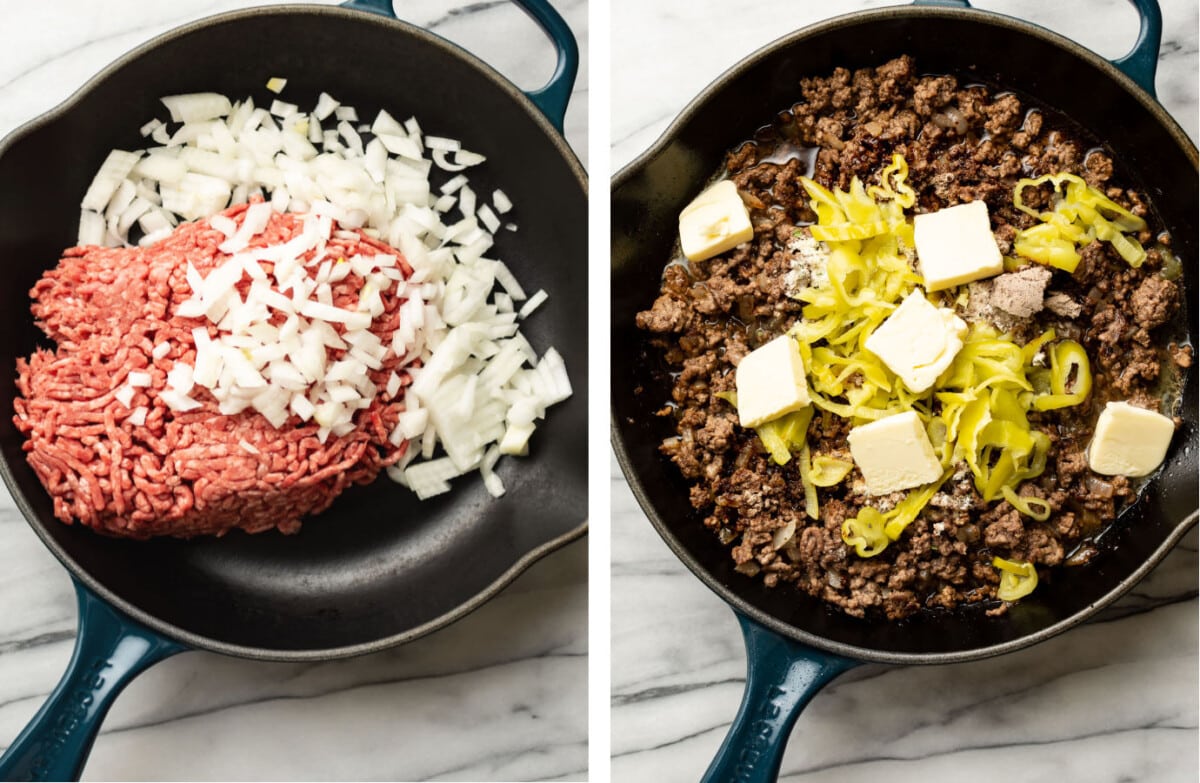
[0,1,587,781]
[611,1,1198,781]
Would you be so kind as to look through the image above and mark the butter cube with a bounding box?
[847,411,943,495]
[913,200,1003,291]
[735,334,811,428]
[1087,401,1175,477]
[679,180,754,262]
[865,290,967,393]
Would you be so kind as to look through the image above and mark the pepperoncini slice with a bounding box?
[755,422,793,465]
[785,158,1068,559]
[809,455,854,487]
[714,390,738,406]
[791,158,923,426]
[842,507,889,557]
[797,442,821,519]
[754,406,814,466]
[867,154,917,209]
[1033,339,1091,411]
[1001,486,1052,521]
[992,556,1039,601]
[929,324,1054,516]
[1021,328,1056,365]
[839,467,952,557]
[1012,173,1147,271]
[881,469,954,540]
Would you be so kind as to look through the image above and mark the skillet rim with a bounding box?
[610,3,1198,665]
[0,3,589,661]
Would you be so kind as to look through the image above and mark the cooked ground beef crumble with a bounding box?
[636,56,1188,620]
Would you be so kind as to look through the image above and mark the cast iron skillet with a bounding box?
[0,1,586,779]
[611,0,1196,780]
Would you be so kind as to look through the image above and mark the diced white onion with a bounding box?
[518,289,548,320]
[161,93,232,123]
[80,150,141,212]
[114,385,135,408]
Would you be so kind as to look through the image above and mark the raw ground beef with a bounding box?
[637,55,1189,620]
[15,202,415,539]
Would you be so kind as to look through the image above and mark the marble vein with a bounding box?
[425,1,509,29]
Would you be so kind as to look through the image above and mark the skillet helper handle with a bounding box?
[338,0,579,132]
[0,579,184,782]
[1111,0,1162,97]
[911,0,1162,98]
[700,613,858,783]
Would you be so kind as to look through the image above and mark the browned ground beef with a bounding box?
[637,56,1188,619]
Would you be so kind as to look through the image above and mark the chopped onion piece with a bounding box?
[517,289,548,320]
[494,261,527,300]
[479,445,505,497]
[80,150,141,212]
[455,150,486,167]
[424,136,460,152]
[431,148,467,172]
[78,210,106,246]
[161,93,232,123]
[114,385,135,408]
[140,118,163,138]
[478,204,501,234]
[270,99,298,118]
[266,77,288,94]
[161,389,203,412]
[314,92,340,120]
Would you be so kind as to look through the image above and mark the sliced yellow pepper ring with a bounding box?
[1033,340,1092,411]
[790,160,921,426]
[808,455,854,487]
[838,467,953,557]
[867,153,917,209]
[842,507,889,557]
[992,556,1039,601]
[1012,173,1147,271]
[1001,486,1052,522]
[881,468,954,540]
[753,406,814,466]
[797,443,820,519]
[810,220,892,242]
[1021,328,1056,365]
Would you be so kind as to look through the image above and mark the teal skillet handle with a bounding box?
[0,579,185,782]
[339,0,579,132]
[912,0,1162,97]
[700,613,858,783]
[1111,0,1161,98]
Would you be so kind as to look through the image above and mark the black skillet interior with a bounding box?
[612,7,1197,661]
[0,6,587,656]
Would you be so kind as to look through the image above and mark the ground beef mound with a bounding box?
[15,202,414,539]
[638,56,1186,620]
